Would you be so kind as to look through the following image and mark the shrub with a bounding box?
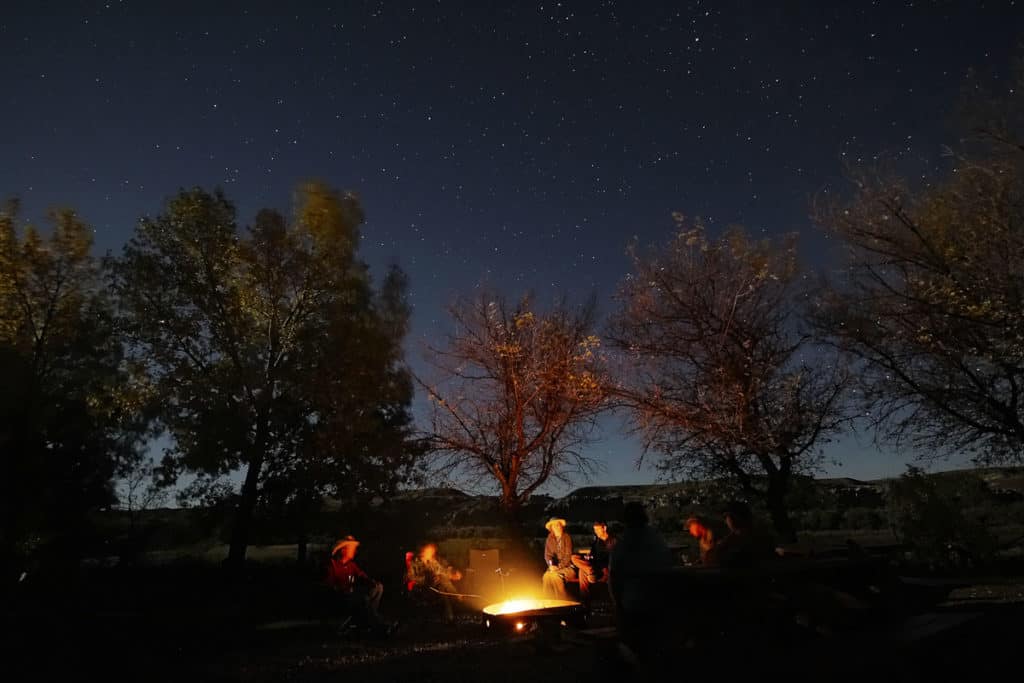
[886,466,997,570]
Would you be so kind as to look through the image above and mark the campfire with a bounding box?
[481,598,585,633]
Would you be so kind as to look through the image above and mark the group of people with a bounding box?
[541,500,774,608]
[541,517,617,607]
[324,498,772,637]
[324,535,465,636]
[684,500,774,569]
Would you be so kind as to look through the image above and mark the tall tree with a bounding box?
[259,264,419,562]
[815,70,1024,465]
[0,201,143,564]
[110,183,416,568]
[421,293,608,518]
[609,219,853,541]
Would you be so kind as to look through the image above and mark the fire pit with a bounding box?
[481,598,586,633]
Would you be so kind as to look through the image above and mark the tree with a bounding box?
[260,264,420,562]
[421,293,608,518]
[0,200,144,564]
[115,456,168,533]
[885,466,996,570]
[109,183,417,568]
[608,218,853,541]
[814,71,1024,466]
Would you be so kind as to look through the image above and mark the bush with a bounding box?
[796,508,843,531]
[886,466,997,570]
[842,507,884,531]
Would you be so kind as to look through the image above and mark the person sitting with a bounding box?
[325,535,391,636]
[407,542,464,621]
[705,500,773,569]
[684,515,717,566]
[572,520,616,608]
[541,517,576,600]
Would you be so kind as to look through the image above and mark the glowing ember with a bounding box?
[482,598,580,616]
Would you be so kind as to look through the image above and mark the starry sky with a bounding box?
[3,1,1022,493]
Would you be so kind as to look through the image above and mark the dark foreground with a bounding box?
[4,568,1023,683]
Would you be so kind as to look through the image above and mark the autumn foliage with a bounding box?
[421,294,608,516]
[609,218,853,541]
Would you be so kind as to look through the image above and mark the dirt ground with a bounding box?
[6,571,1024,683]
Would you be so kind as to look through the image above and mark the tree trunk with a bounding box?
[225,451,264,571]
[764,481,796,544]
[497,509,535,576]
[296,528,308,566]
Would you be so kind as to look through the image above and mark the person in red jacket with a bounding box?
[326,535,390,635]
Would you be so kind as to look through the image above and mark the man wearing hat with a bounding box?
[325,535,389,635]
[542,517,576,599]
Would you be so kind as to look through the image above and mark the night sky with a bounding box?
[3,1,1022,492]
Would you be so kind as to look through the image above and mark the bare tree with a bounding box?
[608,218,853,541]
[420,293,608,517]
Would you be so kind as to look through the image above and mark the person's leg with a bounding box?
[338,592,369,628]
[436,579,457,620]
[579,571,592,605]
[553,567,575,600]
[352,584,386,631]
[543,569,570,598]
[571,556,592,574]
[542,570,558,597]
[367,581,383,612]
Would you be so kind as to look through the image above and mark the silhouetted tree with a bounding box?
[814,68,1024,466]
[0,201,145,565]
[609,218,853,541]
[421,293,608,518]
[261,265,420,563]
[109,183,417,568]
[115,456,168,533]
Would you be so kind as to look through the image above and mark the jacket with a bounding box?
[544,532,574,570]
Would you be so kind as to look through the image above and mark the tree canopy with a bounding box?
[815,71,1024,466]
[0,201,144,563]
[609,218,853,540]
[109,182,417,566]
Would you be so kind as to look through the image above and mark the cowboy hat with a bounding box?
[331,535,360,555]
[544,517,567,532]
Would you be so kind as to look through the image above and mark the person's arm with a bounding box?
[544,535,555,567]
[608,546,625,608]
[703,537,726,567]
[560,534,574,569]
[352,561,375,585]
[441,559,461,581]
